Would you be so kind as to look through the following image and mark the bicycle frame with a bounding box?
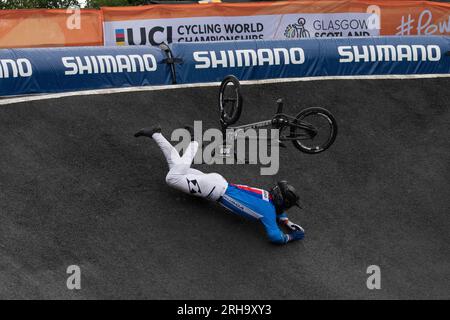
[224,113,318,142]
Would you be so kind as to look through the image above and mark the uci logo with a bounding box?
[115,26,173,46]
[284,18,311,39]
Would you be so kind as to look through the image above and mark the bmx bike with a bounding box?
[217,75,338,157]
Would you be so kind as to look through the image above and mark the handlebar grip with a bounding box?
[276,98,284,114]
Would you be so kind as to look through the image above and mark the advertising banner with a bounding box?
[102,1,450,46]
[0,1,449,49]
[172,36,450,83]
[0,9,103,48]
[1,36,449,96]
[0,46,171,96]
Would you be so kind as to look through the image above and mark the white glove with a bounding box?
[286,221,304,232]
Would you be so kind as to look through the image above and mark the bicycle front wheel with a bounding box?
[218,75,243,126]
[290,107,337,154]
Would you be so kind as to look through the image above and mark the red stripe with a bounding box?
[233,184,263,195]
[230,183,272,200]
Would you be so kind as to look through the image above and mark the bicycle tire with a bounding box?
[218,75,243,126]
[290,107,338,154]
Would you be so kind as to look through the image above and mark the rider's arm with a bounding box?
[266,227,289,244]
[277,213,304,232]
[277,213,289,226]
[262,217,303,244]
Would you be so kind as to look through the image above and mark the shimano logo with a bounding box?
[62,54,157,75]
[0,58,32,79]
[194,48,305,69]
[338,45,441,63]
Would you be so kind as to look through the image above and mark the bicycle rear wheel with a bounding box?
[218,75,243,126]
[290,107,337,154]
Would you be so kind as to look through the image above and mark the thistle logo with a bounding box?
[284,18,311,38]
[115,29,125,46]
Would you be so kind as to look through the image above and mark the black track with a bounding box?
[0,78,449,299]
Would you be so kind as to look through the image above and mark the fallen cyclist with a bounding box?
[134,126,305,244]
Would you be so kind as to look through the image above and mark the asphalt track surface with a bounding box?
[0,78,449,299]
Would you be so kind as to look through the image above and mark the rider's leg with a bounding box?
[153,132,199,169]
[152,132,182,170]
[180,139,199,166]
[150,131,228,201]
[164,140,228,200]
[166,167,228,201]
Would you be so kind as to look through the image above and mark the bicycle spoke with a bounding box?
[314,123,331,130]
[289,121,317,132]
[281,135,312,140]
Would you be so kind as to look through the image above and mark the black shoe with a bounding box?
[134,126,162,138]
[184,125,195,142]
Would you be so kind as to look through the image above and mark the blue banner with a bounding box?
[1,36,449,96]
[0,46,171,96]
[173,36,450,83]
